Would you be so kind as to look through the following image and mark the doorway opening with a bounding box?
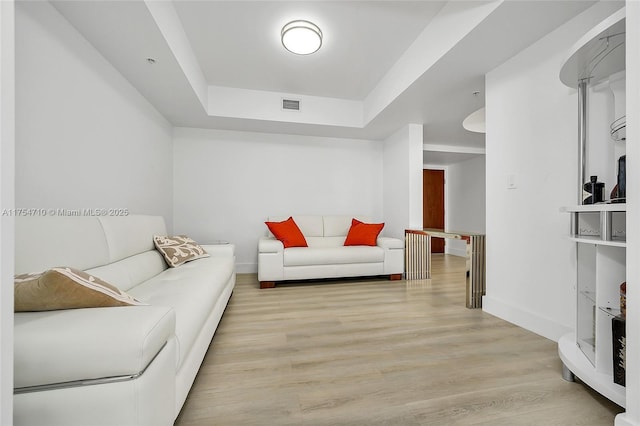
[423,169,445,253]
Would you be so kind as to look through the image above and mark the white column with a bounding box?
[408,123,424,230]
[383,123,423,238]
[0,0,15,423]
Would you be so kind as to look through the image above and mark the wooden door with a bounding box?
[423,169,445,253]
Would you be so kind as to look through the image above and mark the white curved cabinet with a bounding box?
[558,7,627,410]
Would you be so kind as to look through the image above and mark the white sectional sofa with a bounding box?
[258,215,404,288]
[13,215,235,426]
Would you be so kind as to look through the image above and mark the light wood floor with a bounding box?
[175,255,623,425]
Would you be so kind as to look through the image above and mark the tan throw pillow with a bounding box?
[153,235,209,267]
[14,267,146,312]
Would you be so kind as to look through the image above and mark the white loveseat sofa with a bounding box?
[258,215,404,288]
[13,215,235,426]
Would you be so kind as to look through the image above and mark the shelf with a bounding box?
[562,204,626,213]
[570,236,626,248]
[558,333,626,408]
[599,306,621,318]
[566,207,626,246]
[559,9,625,88]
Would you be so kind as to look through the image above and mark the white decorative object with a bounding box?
[462,107,486,133]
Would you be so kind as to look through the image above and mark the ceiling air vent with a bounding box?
[282,99,300,111]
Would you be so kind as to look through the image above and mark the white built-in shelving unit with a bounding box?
[558,8,627,410]
[560,205,626,407]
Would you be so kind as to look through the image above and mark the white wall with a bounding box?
[0,0,14,422]
[173,127,383,273]
[484,1,624,341]
[382,123,424,238]
[445,155,486,256]
[15,2,174,227]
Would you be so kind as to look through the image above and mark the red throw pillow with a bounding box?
[344,218,384,246]
[265,217,308,248]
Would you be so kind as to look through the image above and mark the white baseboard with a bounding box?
[445,247,467,257]
[236,263,257,274]
[482,296,572,342]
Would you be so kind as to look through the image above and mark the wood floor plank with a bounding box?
[174,255,623,425]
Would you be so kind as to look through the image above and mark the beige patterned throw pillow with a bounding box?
[14,267,146,312]
[153,235,209,267]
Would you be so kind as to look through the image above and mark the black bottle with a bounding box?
[616,155,626,203]
[583,175,605,204]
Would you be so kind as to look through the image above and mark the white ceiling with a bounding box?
[51,0,601,165]
[174,1,447,100]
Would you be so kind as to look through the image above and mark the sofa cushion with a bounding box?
[15,216,110,275]
[14,305,175,389]
[284,246,384,267]
[85,250,168,292]
[265,217,308,248]
[14,215,169,275]
[268,215,323,237]
[323,215,371,237]
[127,255,235,369]
[14,267,146,312]
[154,235,210,267]
[99,215,167,263]
[305,236,345,248]
[292,215,324,237]
[344,219,384,246]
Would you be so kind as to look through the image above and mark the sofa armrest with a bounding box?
[258,237,284,282]
[258,237,284,254]
[377,236,404,250]
[14,306,175,390]
[378,237,404,275]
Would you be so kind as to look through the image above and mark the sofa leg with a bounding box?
[260,281,276,289]
[389,274,402,281]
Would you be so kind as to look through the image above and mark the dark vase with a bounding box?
[583,175,605,204]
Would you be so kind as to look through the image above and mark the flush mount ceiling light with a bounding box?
[463,107,486,133]
[281,20,322,55]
